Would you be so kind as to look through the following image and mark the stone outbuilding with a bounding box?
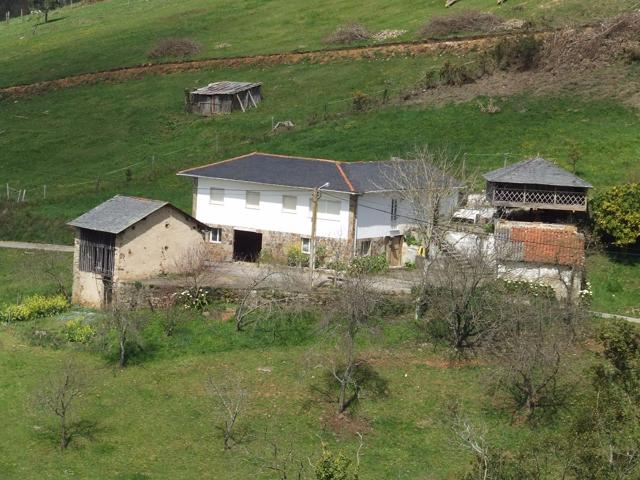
[185,81,262,116]
[68,195,209,309]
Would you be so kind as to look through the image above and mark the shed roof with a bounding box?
[178,152,462,194]
[67,195,169,234]
[190,81,261,96]
[483,157,592,188]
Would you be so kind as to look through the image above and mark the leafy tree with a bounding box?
[562,320,640,479]
[591,183,640,246]
[29,0,61,23]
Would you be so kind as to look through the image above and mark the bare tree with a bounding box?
[173,243,211,291]
[234,265,306,332]
[33,362,86,450]
[101,305,148,368]
[448,402,491,480]
[487,296,583,421]
[326,270,382,413]
[381,146,467,320]
[422,237,503,355]
[206,373,248,450]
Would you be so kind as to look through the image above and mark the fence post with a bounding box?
[95,178,101,192]
[6,183,9,199]
[43,185,47,199]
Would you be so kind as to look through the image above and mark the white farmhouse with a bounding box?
[178,152,460,266]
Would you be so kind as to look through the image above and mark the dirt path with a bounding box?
[0,241,74,253]
[0,28,570,98]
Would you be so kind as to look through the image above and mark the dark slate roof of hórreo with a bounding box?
[67,195,168,234]
[178,152,462,194]
[190,81,261,96]
[483,157,593,188]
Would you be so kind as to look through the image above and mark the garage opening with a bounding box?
[233,230,262,261]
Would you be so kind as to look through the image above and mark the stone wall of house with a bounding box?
[203,225,352,264]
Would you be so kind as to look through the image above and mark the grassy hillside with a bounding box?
[1,56,639,244]
[0,250,584,479]
[0,0,634,87]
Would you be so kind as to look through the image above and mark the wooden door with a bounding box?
[388,235,403,267]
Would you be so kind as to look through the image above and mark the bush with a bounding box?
[419,11,501,38]
[147,37,201,59]
[287,245,309,267]
[324,22,371,44]
[501,279,555,299]
[591,183,640,246]
[64,319,96,344]
[0,294,69,322]
[491,35,541,71]
[349,254,388,274]
[175,287,214,312]
[438,61,475,86]
[314,447,359,480]
[352,91,372,112]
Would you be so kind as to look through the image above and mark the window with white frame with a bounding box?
[359,240,371,256]
[208,228,222,243]
[209,188,224,205]
[282,195,297,213]
[310,198,341,217]
[245,191,260,209]
[301,238,310,254]
[390,198,399,225]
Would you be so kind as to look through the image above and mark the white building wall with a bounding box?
[356,193,412,239]
[194,178,351,239]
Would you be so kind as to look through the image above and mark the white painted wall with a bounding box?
[356,193,412,239]
[194,178,351,239]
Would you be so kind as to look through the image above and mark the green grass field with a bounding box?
[0,249,72,304]
[0,249,577,479]
[0,0,633,87]
[2,56,640,245]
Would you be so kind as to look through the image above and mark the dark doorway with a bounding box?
[233,230,262,261]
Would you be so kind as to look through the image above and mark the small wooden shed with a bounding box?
[185,81,262,116]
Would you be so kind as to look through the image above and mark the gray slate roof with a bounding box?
[483,157,592,188]
[178,153,356,193]
[190,81,261,96]
[178,152,462,194]
[67,196,168,234]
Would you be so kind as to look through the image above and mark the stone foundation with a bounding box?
[203,224,352,264]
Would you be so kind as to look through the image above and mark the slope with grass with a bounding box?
[2,55,640,243]
[0,250,576,479]
[0,0,634,87]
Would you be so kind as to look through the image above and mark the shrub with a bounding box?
[591,183,640,246]
[419,11,501,38]
[491,35,541,71]
[438,61,475,86]
[175,287,214,312]
[314,447,359,480]
[64,319,96,344]
[324,22,371,44]
[352,91,372,112]
[349,254,388,274]
[147,37,201,59]
[287,245,309,267]
[501,279,555,299]
[0,294,69,322]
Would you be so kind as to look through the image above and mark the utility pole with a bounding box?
[309,182,329,287]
